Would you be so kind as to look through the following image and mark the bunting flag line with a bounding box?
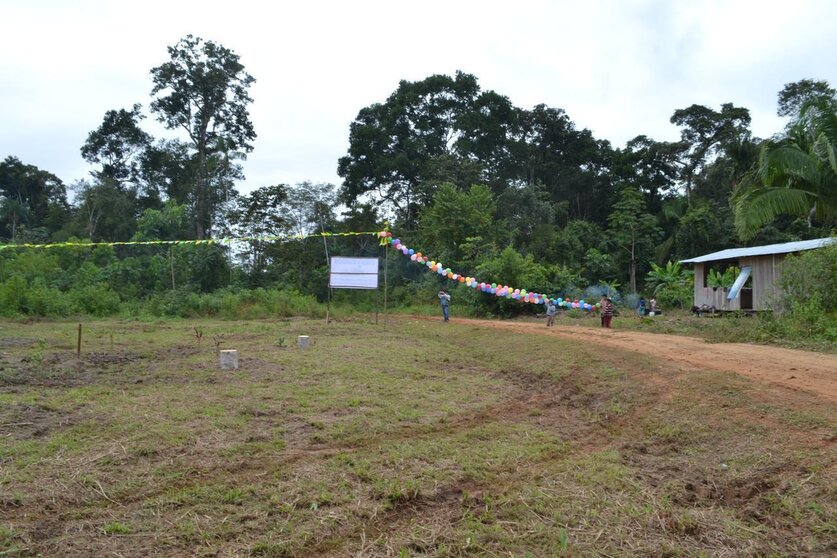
[379,230,600,312]
[0,231,380,252]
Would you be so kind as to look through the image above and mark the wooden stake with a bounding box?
[383,244,388,324]
[169,246,176,290]
[77,323,82,358]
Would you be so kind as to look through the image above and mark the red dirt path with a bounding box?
[457,318,837,403]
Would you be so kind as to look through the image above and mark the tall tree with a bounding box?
[515,104,614,223]
[81,104,151,184]
[612,135,680,212]
[150,34,256,239]
[338,71,515,226]
[670,103,751,201]
[607,186,661,292]
[777,79,837,119]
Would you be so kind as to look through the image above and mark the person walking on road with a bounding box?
[545,299,557,327]
[600,296,614,329]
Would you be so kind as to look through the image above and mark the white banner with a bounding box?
[330,257,379,289]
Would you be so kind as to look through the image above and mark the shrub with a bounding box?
[774,242,837,314]
[69,284,122,316]
[23,279,73,317]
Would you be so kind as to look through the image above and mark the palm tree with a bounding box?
[732,101,837,239]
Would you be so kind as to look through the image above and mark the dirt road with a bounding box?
[460,319,837,402]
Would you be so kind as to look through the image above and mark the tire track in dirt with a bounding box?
[455,318,837,403]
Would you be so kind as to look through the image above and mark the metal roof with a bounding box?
[679,237,836,264]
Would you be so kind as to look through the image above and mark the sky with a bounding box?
[1,0,836,195]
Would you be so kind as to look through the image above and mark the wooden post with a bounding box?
[383,244,388,324]
[76,323,82,358]
[169,246,176,290]
[321,220,331,324]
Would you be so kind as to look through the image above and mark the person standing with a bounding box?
[545,300,557,327]
[600,296,614,328]
[637,297,646,317]
[438,289,451,321]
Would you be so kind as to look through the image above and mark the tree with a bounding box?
[515,104,615,223]
[732,100,837,239]
[418,183,496,265]
[71,179,139,241]
[283,182,337,238]
[607,186,661,292]
[670,103,751,201]
[338,71,515,226]
[150,34,256,239]
[81,104,151,184]
[613,135,680,211]
[0,156,69,240]
[777,79,837,119]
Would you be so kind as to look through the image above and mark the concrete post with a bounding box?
[297,335,310,349]
[220,349,239,370]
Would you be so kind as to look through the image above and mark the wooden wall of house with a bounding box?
[740,254,785,310]
[691,262,740,310]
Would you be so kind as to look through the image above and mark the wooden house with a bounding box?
[680,237,835,311]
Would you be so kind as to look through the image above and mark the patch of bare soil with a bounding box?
[0,351,149,387]
[0,402,77,440]
[459,318,837,402]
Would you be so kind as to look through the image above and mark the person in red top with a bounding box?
[600,296,614,328]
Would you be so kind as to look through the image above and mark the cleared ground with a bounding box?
[0,317,835,557]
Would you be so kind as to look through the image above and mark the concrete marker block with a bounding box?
[220,349,239,370]
[297,335,310,349]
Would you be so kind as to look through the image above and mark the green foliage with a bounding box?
[733,99,837,239]
[706,266,739,289]
[774,242,837,313]
[607,186,661,292]
[150,34,256,238]
[69,284,121,316]
[645,261,693,309]
[418,183,496,266]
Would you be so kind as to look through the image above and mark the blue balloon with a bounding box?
[408,249,414,255]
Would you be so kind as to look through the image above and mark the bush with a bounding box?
[0,275,27,316]
[774,242,837,313]
[23,279,73,317]
[68,284,122,316]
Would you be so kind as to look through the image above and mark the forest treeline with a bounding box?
[1,35,835,322]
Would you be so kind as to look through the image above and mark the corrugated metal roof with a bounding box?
[679,237,836,264]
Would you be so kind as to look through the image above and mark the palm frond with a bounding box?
[733,187,817,239]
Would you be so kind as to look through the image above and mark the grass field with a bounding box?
[0,317,835,557]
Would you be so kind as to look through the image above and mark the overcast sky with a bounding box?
[2,0,836,194]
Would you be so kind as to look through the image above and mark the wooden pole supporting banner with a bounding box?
[383,245,388,324]
[77,323,82,358]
